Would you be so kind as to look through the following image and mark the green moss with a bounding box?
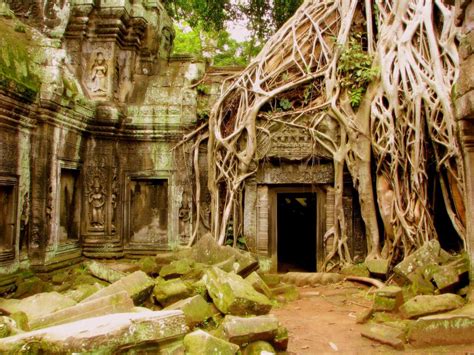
[0,19,41,95]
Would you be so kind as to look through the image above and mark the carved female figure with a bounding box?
[89,178,105,229]
[90,52,108,93]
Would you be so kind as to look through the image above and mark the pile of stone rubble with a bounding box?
[353,240,473,350]
[0,235,298,353]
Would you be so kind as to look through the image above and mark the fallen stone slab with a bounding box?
[259,273,280,288]
[184,330,239,354]
[85,260,126,283]
[246,272,273,299]
[223,314,279,345]
[272,326,289,351]
[164,295,213,328]
[366,259,389,279]
[181,234,259,276]
[0,311,189,353]
[82,271,155,305]
[243,340,276,354]
[154,278,193,307]
[407,313,474,347]
[393,240,441,285]
[400,293,465,319]
[361,323,405,350]
[63,283,104,303]
[432,254,470,292]
[29,291,134,330]
[159,258,196,279]
[106,262,140,274]
[0,292,76,323]
[373,286,403,312]
[204,267,272,316]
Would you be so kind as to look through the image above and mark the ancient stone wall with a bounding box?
[455,0,474,261]
[0,0,209,275]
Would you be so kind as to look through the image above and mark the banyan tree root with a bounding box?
[181,0,466,270]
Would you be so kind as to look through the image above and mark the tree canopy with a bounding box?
[166,0,304,65]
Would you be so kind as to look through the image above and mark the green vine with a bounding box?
[337,34,378,107]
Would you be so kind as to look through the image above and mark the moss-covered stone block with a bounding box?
[222,314,279,345]
[153,278,193,307]
[83,271,155,306]
[165,295,213,328]
[272,325,289,351]
[203,267,272,316]
[243,340,276,354]
[373,286,403,312]
[361,323,405,350]
[400,294,465,319]
[183,329,239,354]
[341,263,370,277]
[245,272,273,299]
[393,240,441,285]
[407,314,474,347]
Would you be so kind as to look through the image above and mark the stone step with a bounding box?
[0,311,189,353]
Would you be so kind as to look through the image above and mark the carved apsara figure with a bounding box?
[89,177,105,229]
[90,52,108,93]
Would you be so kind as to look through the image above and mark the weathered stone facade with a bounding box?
[0,0,211,276]
[454,0,474,262]
[0,0,366,277]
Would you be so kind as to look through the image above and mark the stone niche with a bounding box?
[125,175,171,252]
[0,176,17,263]
[58,168,81,243]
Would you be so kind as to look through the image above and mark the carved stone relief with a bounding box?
[111,167,118,234]
[177,187,192,245]
[19,192,29,252]
[86,161,107,233]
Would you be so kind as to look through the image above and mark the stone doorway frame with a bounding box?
[0,175,18,264]
[268,185,327,272]
[123,170,176,255]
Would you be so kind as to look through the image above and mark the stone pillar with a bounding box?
[455,0,474,262]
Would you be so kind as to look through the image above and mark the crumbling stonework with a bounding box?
[455,0,474,264]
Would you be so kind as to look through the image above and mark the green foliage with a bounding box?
[337,34,379,107]
[173,22,260,67]
[279,98,293,110]
[166,0,303,42]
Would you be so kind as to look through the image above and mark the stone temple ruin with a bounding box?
[0,0,369,276]
[0,0,472,352]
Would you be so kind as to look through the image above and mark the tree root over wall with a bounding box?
[178,0,467,271]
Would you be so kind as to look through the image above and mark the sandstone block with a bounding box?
[361,323,405,350]
[243,341,276,355]
[222,314,279,345]
[203,267,272,316]
[407,314,474,347]
[85,260,126,283]
[164,295,213,328]
[0,292,76,323]
[183,329,239,354]
[0,311,189,353]
[245,271,273,299]
[400,294,465,319]
[373,286,403,312]
[366,259,389,279]
[29,291,134,330]
[393,240,441,285]
[82,271,155,305]
[153,278,193,307]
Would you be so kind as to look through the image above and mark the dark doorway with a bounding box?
[277,193,317,272]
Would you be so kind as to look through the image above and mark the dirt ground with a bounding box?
[272,281,474,354]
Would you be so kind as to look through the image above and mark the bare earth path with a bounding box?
[271,282,474,354]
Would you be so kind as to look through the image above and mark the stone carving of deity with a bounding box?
[89,177,106,229]
[90,52,108,93]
